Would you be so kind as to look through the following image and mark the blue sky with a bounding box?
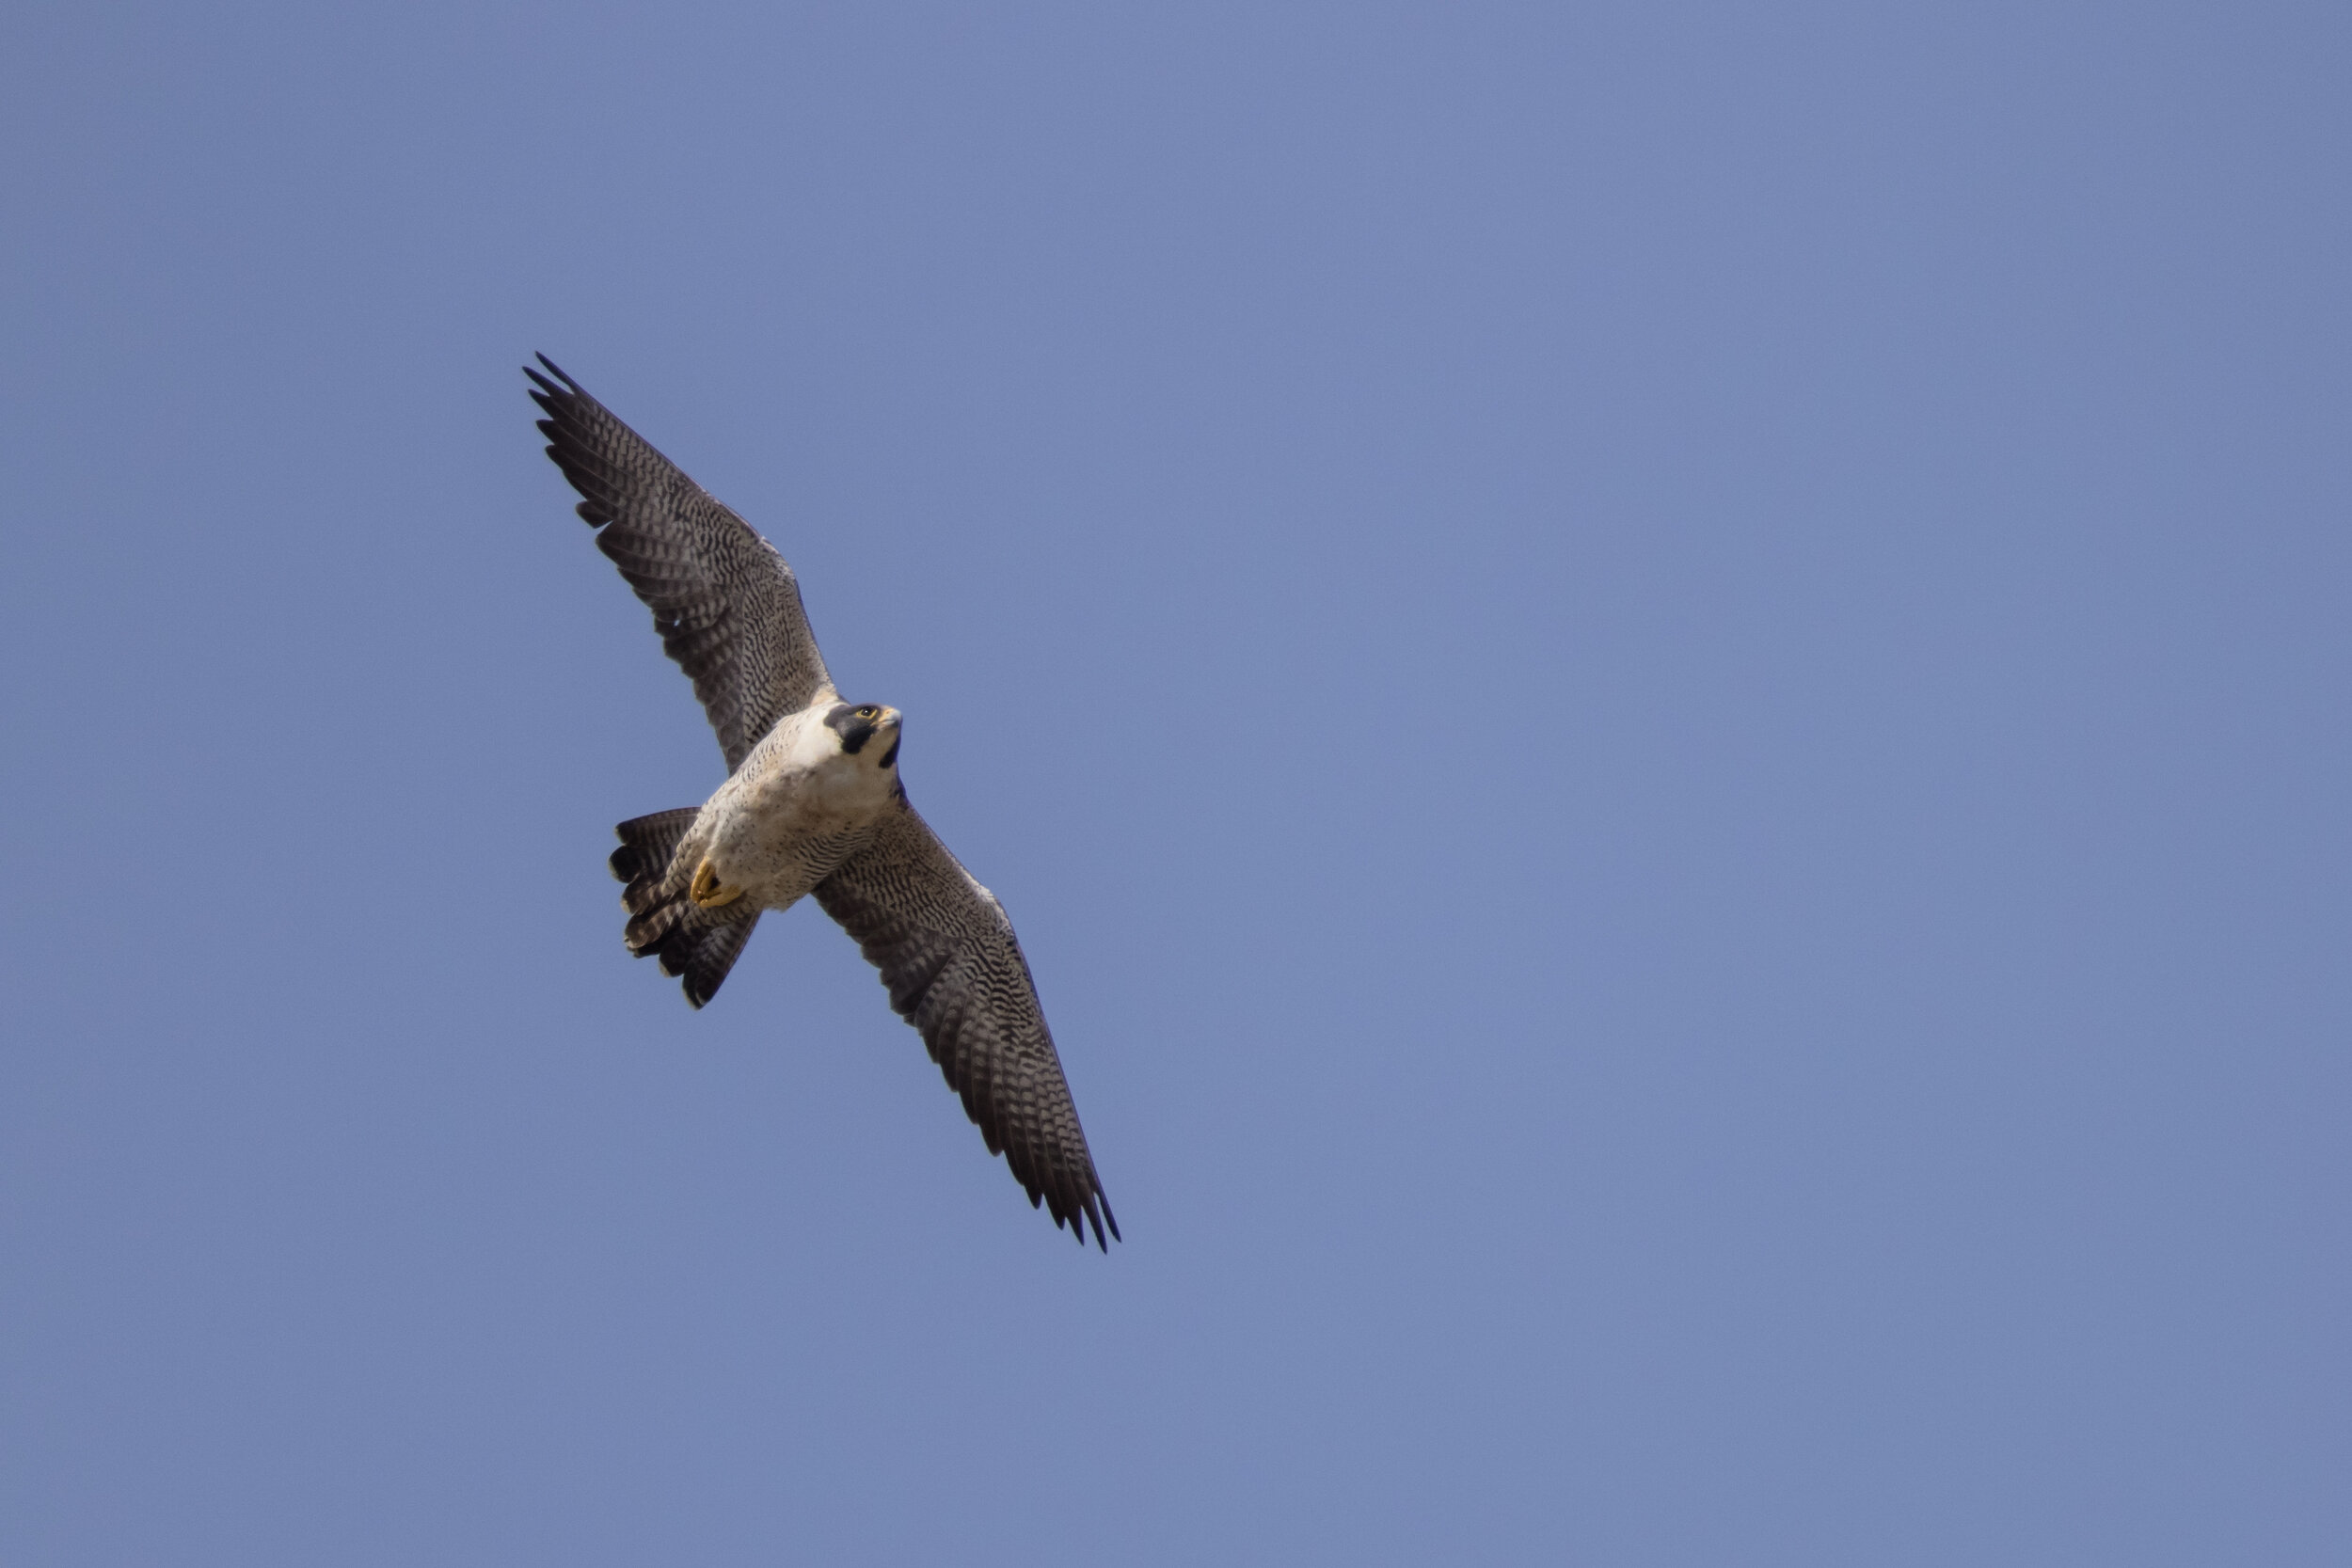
[3,3,2347,1562]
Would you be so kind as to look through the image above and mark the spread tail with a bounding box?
[610,809,759,1009]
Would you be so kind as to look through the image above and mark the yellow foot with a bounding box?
[690,858,744,909]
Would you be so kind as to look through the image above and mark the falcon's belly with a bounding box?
[680,705,895,911]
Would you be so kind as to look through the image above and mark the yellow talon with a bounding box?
[690,857,742,909]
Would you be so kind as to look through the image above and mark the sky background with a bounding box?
[3,3,2347,1562]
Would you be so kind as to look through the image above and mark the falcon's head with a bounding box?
[825,701,903,771]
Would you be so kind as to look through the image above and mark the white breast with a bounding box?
[694,704,896,910]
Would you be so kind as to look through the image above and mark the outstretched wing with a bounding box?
[528,356,834,772]
[815,800,1119,1249]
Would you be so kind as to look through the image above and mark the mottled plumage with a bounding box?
[529,356,1118,1249]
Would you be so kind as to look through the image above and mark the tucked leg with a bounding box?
[691,857,744,909]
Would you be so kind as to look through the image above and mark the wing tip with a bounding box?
[1083,1190,1118,1251]
[1057,1185,1118,1252]
[1030,1178,1119,1251]
[528,351,578,390]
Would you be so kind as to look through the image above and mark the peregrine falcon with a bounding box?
[527,356,1118,1250]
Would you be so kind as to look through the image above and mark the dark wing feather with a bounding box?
[528,356,834,772]
[815,800,1119,1249]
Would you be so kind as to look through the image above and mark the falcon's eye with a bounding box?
[854,705,882,720]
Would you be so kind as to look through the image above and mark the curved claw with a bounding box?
[690,857,744,909]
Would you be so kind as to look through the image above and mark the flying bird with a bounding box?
[527,356,1118,1250]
